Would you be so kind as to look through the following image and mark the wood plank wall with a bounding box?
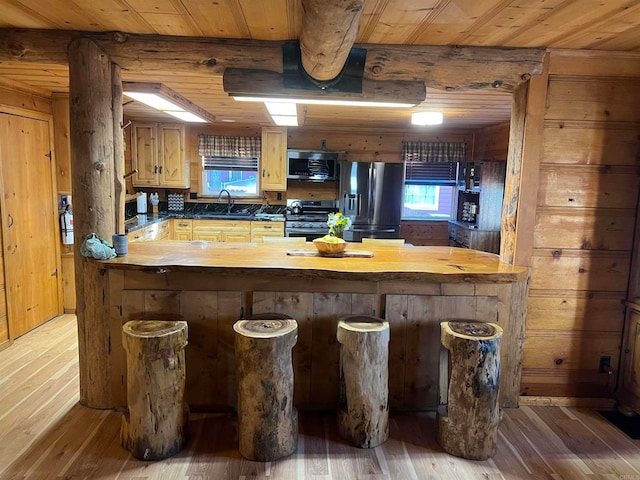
[520,50,640,398]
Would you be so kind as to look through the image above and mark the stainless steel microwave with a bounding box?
[286,150,338,181]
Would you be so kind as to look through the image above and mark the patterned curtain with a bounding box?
[402,141,466,163]
[198,134,261,158]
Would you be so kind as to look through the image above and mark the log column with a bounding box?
[337,315,390,448]
[234,318,298,461]
[437,321,503,460]
[121,320,189,461]
[68,37,117,408]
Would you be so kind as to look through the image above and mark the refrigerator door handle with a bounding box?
[351,228,396,233]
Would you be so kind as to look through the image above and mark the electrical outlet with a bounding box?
[598,355,612,374]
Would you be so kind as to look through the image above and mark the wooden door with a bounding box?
[0,113,61,338]
[159,124,188,188]
[132,124,157,186]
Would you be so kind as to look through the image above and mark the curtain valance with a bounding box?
[402,141,466,163]
[198,134,261,158]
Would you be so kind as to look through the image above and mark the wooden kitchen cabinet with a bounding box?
[192,219,251,242]
[131,123,188,188]
[448,221,500,254]
[621,302,640,404]
[172,219,193,240]
[250,221,285,242]
[260,126,287,192]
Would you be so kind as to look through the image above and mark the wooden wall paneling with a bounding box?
[500,53,549,266]
[0,206,7,348]
[522,331,620,383]
[527,291,625,332]
[108,269,127,407]
[252,291,314,409]
[537,165,640,209]
[51,94,71,193]
[0,84,52,115]
[534,207,635,251]
[384,294,408,409]
[530,250,630,293]
[61,254,76,313]
[545,77,640,123]
[548,50,640,77]
[477,161,506,231]
[212,291,243,411]
[285,180,338,202]
[473,122,510,162]
[542,121,640,166]
[399,221,449,246]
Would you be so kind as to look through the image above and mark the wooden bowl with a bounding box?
[313,237,347,255]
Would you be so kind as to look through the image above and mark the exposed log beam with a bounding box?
[223,68,426,105]
[0,29,545,92]
[299,0,365,82]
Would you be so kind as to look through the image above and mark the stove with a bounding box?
[285,199,337,240]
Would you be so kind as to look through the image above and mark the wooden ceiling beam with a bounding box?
[299,0,365,82]
[0,29,545,92]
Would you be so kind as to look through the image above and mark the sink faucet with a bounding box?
[217,189,233,213]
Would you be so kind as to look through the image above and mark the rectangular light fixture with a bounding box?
[412,111,444,126]
[122,82,215,123]
[223,69,426,109]
[264,102,299,126]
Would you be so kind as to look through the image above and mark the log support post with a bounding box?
[437,321,503,460]
[68,37,117,408]
[337,315,390,448]
[234,318,298,461]
[121,320,189,461]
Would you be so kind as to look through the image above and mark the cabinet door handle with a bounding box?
[159,165,163,174]
[264,225,272,229]
[7,214,13,228]
[154,165,158,174]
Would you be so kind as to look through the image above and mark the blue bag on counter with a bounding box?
[80,233,117,260]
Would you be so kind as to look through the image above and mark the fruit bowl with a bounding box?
[313,236,347,255]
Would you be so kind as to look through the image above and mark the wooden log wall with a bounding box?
[519,51,640,399]
[474,122,510,162]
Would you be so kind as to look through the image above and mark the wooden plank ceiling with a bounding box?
[0,0,638,130]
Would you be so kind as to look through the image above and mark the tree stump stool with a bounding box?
[437,320,503,460]
[337,315,390,448]
[120,320,189,461]
[233,317,298,461]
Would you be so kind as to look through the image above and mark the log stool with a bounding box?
[437,320,503,460]
[233,316,298,461]
[120,320,189,461]
[337,315,390,448]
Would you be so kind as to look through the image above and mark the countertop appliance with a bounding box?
[287,150,338,181]
[285,199,338,241]
[339,161,404,242]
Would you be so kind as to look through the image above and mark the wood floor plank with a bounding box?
[3,315,640,480]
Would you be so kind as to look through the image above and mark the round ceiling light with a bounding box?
[411,111,444,126]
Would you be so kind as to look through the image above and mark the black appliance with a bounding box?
[285,199,337,241]
[338,161,404,242]
[287,150,338,181]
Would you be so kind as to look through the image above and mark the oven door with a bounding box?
[285,228,328,242]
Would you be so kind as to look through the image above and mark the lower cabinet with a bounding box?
[251,222,285,242]
[128,220,170,242]
[192,219,251,242]
[448,221,500,254]
[621,302,640,405]
[172,219,193,240]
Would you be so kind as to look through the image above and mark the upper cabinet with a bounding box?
[132,123,188,188]
[260,127,287,192]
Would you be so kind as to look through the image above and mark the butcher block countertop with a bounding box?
[102,241,527,283]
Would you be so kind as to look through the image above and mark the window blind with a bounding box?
[202,156,259,171]
[405,161,457,185]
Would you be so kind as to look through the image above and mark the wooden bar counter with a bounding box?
[87,241,528,411]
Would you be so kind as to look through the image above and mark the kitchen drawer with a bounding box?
[128,228,145,243]
[193,219,251,231]
[172,219,193,241]
[251,221,284,242]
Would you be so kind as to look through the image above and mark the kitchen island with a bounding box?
[83,242,528,412]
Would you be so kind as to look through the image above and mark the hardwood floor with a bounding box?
[1,314,640,479]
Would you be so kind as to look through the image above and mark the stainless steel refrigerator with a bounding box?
[339,161,404,242]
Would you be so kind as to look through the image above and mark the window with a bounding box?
[202,156,259,197]
[403,161,457,220]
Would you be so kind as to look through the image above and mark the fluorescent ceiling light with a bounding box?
[165,111,208,123]
[412,111,444,126]
[271,115,298,126]
[235,96,416,108]
[123,82,215,123]
[265,102,297,116]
